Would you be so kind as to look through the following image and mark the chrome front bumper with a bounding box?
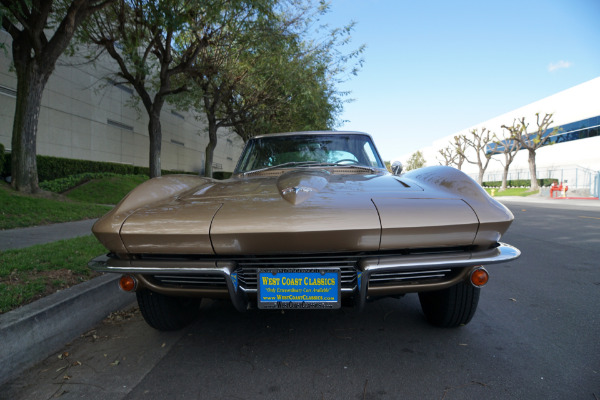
[89,242,520,311]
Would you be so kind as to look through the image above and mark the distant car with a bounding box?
[89,131,520,330]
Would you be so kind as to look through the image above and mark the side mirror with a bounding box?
[391,161,403,176]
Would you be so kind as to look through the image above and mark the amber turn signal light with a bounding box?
[470,267,489,287]
[119,275,137,292]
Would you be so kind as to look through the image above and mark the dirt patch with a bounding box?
[60,179,95,196]
[29,189,68,201]
[0,182,64,200]
[103,306,140,325]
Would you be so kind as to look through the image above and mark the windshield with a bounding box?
[235,133,385,173]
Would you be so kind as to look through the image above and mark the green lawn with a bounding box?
[0,175,149,229]
[0,182,112,230]
[65,175,147,204]
[0,235,106,314]
[485,188,539,197]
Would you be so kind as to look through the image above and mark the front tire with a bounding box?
[136,289,201,331]
[418,280,480,328]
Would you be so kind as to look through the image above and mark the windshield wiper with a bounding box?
[243,161,380,175]
[242,161,323,175]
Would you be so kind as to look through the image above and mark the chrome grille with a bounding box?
[138,247,474,291]
[151,273,227,289]
[235,256,359,290]
[368,269,455,287]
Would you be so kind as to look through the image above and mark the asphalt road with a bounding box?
[2,201,599,400]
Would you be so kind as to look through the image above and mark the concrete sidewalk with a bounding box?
[0,219,98,251]
[0,219,134,385]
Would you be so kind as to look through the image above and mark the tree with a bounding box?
[178,2,290,177]
[384,160,391,172]
[79,0,211,178]
[229,41,340,144]
[179,1,363,176]
[457,128,493,185]
[1,0,113,193]
[438,145,457,167]
[405,150,426,171]
[452,135,467,170]
[501,113,557,191]
[489,129,522,191]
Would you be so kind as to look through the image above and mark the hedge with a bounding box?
[1,154,188,182]
[0,143,5,177]
[212,171,233,180]
[39,172,142,193]
[482,178,558,188]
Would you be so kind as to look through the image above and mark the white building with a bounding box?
[0,30,244,176]
[416,77,600,195]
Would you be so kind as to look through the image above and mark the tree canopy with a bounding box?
[405,150,426,171]
[79,0,227,177]
[173,0,364,176]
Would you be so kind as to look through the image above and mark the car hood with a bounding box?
[117,169,484,255]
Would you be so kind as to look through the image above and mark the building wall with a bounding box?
[0,31,244,176]
[414,77,600,185]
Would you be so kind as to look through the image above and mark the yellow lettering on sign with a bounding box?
[261,277,280,286]
[282,277,302,286]
[303,277,335,286]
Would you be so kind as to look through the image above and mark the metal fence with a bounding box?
[472,165,600,196]
[593,172,600,198]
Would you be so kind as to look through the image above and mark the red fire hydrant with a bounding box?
[550,182,568,198]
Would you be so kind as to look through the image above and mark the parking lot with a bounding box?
[2,200,599,400]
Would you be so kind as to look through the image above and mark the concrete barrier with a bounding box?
[0,274,134,385]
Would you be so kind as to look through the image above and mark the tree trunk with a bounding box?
[11,58,49,193]
[148,111,162,178]
[501,165,509,191]
[477,169,484,186]
[204,117,218,178]
[528,149,538,191]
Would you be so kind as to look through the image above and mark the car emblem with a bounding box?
[280,186,316,205]
[277,171,329,205]
[281,186,313,196]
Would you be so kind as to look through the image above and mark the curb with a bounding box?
[548,196,599,200]
[0,274,135,385]
[496,196,600,208]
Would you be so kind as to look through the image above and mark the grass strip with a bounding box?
[485,188,539,197]
[65,175,147,205]
[0,183,112,230]
[0,235,107,314]
[39,172,137,193]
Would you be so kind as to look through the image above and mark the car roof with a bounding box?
[251,131,373,140]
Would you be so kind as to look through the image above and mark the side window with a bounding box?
[363,142,379,167]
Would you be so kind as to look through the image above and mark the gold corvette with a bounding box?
[89,131,520,330]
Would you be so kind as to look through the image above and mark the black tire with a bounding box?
[136,289,201,331]
[418,280,480,328]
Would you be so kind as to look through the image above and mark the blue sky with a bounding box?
[318,0,600,161]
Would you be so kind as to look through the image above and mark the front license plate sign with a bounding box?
[258,268,341,309]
